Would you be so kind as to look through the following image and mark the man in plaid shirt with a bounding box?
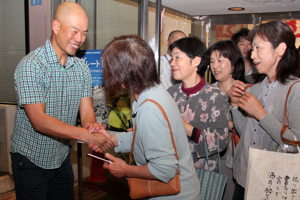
[10,2,114,199]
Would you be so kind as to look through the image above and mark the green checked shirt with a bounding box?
[11,38,92,169]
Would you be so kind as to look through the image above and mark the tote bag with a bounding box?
[245,147,300,200]
[245,80,300,200]
[196,134,227,200]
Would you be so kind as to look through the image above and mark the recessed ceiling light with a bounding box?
[228,7,245,11]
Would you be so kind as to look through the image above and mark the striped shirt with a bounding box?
[11,38,92,169]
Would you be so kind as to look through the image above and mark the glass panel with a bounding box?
[0,0,26,104]
[80,0,139,50]
[81,0,192,53]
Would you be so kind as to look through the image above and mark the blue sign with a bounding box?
[77,50,103,87]
[31,0,41,6]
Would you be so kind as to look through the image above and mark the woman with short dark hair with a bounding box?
[167,37,229,173]
[229,21,300,200]
[208,40,245,200]
[209,40,245,83]
[100,35,200,199]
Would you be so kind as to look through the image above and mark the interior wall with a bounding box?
[208,20,300,47]
[28,0,52,51]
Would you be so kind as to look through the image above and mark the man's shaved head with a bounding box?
[168,31,186,44]
[166,30,186,55]
[54,1,87,23]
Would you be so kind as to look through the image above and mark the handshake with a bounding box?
[84,122,117,153]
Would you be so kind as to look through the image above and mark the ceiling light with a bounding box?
[228,7,245,11]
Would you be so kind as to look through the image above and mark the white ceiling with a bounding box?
[150,0,300,16]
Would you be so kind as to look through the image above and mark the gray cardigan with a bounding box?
[231,77,300,187]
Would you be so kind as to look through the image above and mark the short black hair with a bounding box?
[169,37,209,77]
[231,28,250,44]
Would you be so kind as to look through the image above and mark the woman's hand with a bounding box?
[182,118,193,137]
[88,132,118,152]
[228,81,246,108]
[238,92,268,121]
[103,153,128,178]
[229,121,234,132]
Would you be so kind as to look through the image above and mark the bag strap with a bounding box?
[129,99,179,165]
[280,80,300,145]
[202,133,222,174]
[231,131,235,157]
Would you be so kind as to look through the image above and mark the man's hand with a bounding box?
[86,132,115,153]
[84,122,106,133]
[161,8,165,33]
[103,153,129,178]
[88,130,118,152]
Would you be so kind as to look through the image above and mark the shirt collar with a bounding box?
[131,84,162,118]
[164,53,171,63]
[45,37,76,68]
[264,77,278,89]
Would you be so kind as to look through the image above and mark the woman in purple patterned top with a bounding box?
[167,37,229,172]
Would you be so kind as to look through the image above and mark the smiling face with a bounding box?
[251,35,282,82]
[51,2,89,64]
[237,36,252,59]
[210,50,233,83]
[54,12,88,57]
[170,47,199,84]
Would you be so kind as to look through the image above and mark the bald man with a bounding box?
[11,2,114,199]
[149,30,187,89]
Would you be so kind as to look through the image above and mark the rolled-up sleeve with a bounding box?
[113,131,133,153]
[15,59,46,106]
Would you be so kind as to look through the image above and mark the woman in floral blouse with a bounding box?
[167,37,228,172]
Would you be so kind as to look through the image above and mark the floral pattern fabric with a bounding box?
[168,83,229,172]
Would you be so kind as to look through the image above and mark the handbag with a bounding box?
[231,128,239,157]
[196,133,227,200]
[226,129,238,169]
[127,99,181,199]
[245,80,300,200]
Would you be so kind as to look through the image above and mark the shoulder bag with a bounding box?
[127,99,181,199]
